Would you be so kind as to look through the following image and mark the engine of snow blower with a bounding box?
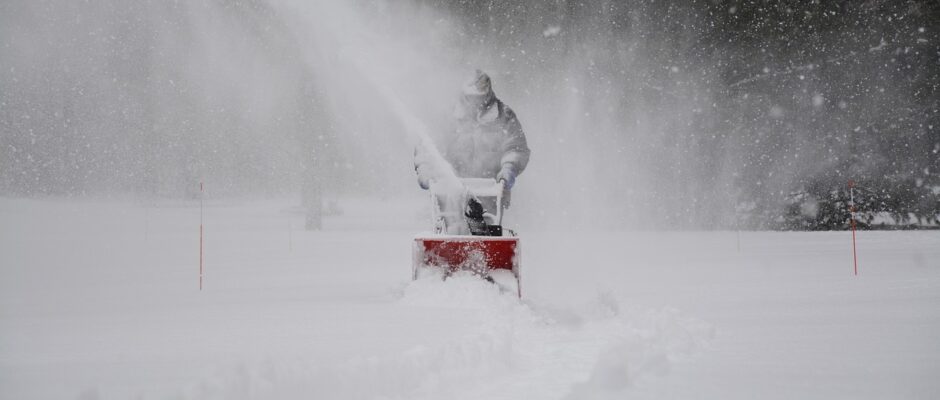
[413,178,521,297]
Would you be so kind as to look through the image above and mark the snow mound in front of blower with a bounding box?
[399,270,518,310]
[180,279,713,400]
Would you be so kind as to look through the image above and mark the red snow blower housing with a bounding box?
[413,178,521,297]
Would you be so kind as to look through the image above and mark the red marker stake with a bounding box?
[849,180,858,276]
[200,182,204,290]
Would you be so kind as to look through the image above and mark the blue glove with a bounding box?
[416,164,432,190]
[417,174,430,190]
[496,165,516,189]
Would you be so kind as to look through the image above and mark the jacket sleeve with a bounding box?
[499,105,530,175]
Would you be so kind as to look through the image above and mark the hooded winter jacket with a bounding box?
[415,93,530,185]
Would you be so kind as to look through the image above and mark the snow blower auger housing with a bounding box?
[413,178,521,297]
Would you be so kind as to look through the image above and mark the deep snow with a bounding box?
[0,197,938,399]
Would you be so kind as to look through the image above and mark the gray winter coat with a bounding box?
[416,96,530,183]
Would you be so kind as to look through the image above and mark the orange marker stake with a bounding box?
[849,180,858,276]
[200,182,204,290]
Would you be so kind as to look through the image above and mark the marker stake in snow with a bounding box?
[200,182,204,290]
[144,204,149,242]
[849,180,858,276]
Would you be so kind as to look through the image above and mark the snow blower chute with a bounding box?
[413,178,521,297]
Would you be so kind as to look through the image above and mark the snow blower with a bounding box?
[413,178,521,297]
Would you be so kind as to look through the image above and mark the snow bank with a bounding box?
[178,274,711,400]
[3,198,938,399]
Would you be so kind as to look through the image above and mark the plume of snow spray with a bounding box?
[278,0,471,228]
[345,56,471,233]
[349,58,463,194]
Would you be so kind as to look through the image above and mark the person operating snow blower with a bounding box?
[414,70,531,231]
[412,70,530,295]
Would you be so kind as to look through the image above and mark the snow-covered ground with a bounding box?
[1,197,938,399]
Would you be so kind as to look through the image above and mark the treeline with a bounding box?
[1,0,937,229]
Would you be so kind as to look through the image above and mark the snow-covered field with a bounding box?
[1,197,938,399]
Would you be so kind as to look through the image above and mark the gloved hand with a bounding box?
[417,174,431,190]
[416,165,432,190]
[496,165,516,189]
